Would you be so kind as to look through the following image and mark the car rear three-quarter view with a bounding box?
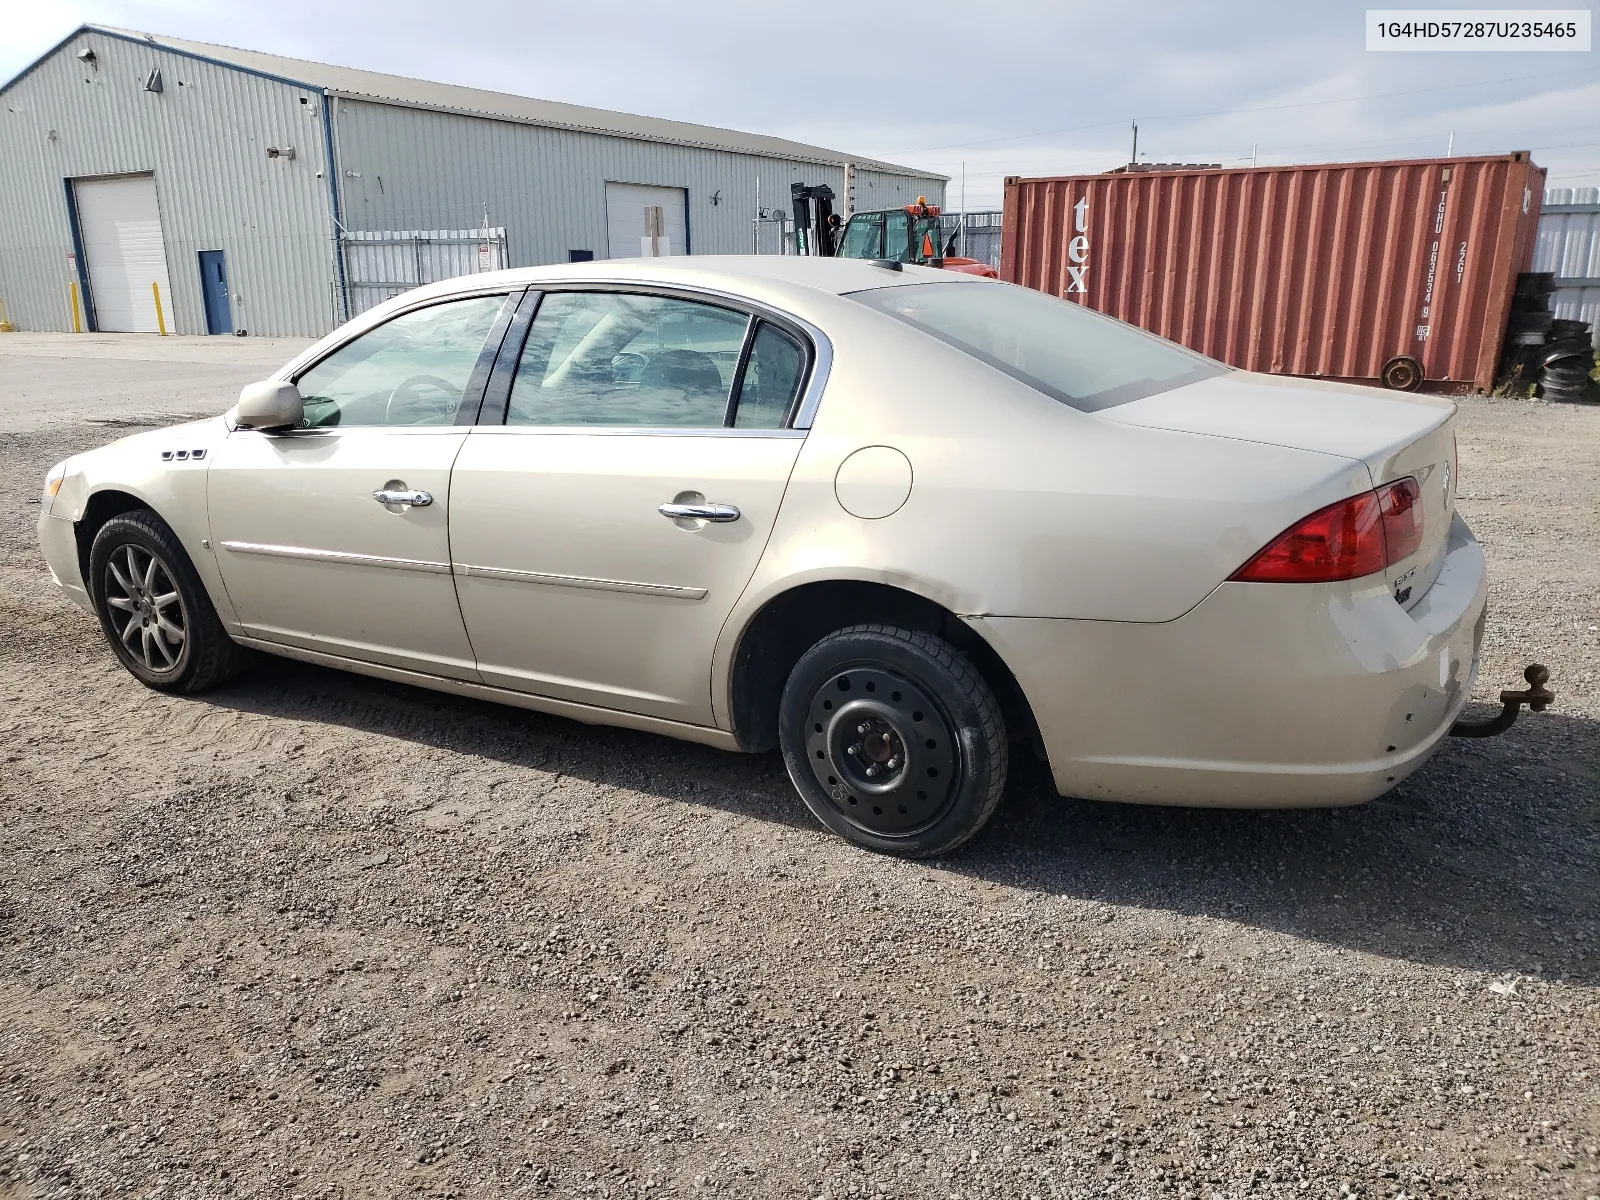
[37,257,1535,858]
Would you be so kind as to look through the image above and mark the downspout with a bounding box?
[320,90,349,326]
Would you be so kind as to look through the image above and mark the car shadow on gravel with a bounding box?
[197,657,1599,985]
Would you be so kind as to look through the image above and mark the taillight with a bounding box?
[1378,477,1422,562]
[1231,477,1424,583]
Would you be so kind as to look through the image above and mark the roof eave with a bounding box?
[322,88,943,177]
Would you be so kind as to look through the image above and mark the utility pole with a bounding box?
[960,161,967,257]
[1251,143,1258,167]
[1130,119,1138,168]
[1447,131,1454,157]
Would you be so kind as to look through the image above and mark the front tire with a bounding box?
[778,624,1008,857]
[89,511,247,694]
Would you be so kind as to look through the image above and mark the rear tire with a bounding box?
[778,624,1007,857]
[89,511,247,694]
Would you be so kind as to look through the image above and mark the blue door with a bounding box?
[198,250,232,334]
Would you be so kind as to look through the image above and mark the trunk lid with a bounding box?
[1100,371,1458,604]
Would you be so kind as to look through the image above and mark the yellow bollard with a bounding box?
[69,282,83,333]
[0,298,13,332]
[151,281,168,336]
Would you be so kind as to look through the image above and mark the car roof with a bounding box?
[440,255,985,299]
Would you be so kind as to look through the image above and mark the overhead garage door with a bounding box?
[74,175,174,333]
[605,183,687,260]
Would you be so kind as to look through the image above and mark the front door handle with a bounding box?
[658,501,740,522]
[374,487,433,507]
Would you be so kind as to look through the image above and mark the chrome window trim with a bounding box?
[275,287,520,386]
[454,562,706,600]
[272,277,834,430]
[220,541,451,574]
[467,425,806,440]
[230,425,472,440]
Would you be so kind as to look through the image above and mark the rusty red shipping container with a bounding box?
[1000,153,1545,393]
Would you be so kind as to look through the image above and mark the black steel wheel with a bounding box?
[89,510,248,694]
[779,624,1007,857]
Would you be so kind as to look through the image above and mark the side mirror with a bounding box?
[233,380,303,430]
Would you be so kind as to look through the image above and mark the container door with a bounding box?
[73,174,175,333]
[198,250,233,334]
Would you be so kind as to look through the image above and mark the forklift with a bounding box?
[789,184,997,277]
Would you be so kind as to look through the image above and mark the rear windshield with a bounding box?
[850,281,1225,411]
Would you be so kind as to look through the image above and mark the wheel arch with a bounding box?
[73,488,159,595]
[724,578,1042,760]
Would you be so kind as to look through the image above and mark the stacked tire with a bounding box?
[1506,273,1596,403]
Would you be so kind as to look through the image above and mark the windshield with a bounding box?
[837,213,884,259]
[850,281,1226,411]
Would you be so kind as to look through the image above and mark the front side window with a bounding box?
[507,292,751,427]
[294,295,505,428]
[850,282,1225,411]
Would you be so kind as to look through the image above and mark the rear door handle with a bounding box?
[374,488,433,507]
[658,502,740,522]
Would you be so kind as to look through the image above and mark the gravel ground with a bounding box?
[1,335,1596,1200]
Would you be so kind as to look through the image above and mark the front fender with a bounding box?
[51,419,239,629]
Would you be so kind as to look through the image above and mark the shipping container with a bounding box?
[1001,153,1546,393]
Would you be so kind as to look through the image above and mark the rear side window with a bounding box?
[507,292,748,427]
[850,282,1225,411]
[733,323,806,429]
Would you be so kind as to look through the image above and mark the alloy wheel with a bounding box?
[103,543,188,674]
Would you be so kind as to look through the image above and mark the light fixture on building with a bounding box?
[143,68,163,93]
[266,145,296,160]
[76,47,97,66]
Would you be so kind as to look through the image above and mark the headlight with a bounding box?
[42,460,68,514]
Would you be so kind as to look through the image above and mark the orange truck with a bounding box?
[789,183,997,277]
[835,198,998,277]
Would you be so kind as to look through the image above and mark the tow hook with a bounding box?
[1448,664,1554,738]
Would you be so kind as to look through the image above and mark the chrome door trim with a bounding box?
[783,310,831,430]
[220,540,452,575]
[454,562,707,600]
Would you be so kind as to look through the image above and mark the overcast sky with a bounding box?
[5,0,1597,208]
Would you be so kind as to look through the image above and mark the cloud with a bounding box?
[5,0,1596,207]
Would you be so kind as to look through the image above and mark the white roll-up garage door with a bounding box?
[74,175,174,333]
[604,183,688,260]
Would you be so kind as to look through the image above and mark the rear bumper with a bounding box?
[972,513,1488,808]
[38,511,92,611]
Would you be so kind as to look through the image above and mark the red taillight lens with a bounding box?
[1231,492,1387,582]
[1232,478,1424,583]
[1378,477,1422,562]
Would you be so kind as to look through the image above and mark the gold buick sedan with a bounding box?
[39,257,1484,855]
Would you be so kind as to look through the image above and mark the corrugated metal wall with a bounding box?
[0,30,335,335]
[328,98,945,265]
[1537,187,1600,350]
[0,31,945,336]
[1002,155,1544,393]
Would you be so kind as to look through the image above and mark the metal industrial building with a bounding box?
[0,25,946,337]
[1537,187,1600,350]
